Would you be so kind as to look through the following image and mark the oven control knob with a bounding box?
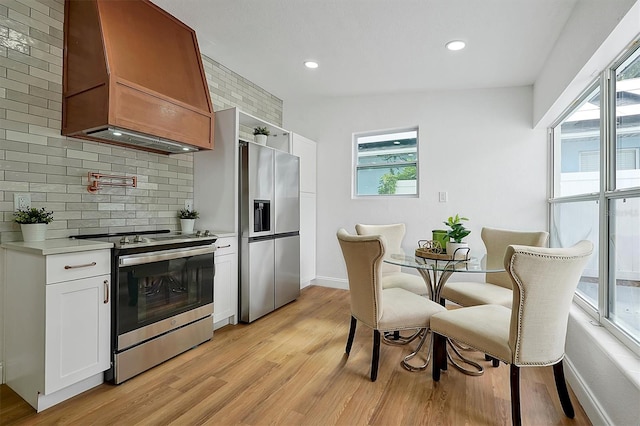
[195,230,202,237]
[120,236,129,245]
[204,230,211,237]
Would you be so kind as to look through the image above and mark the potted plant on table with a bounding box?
[178,208,199,234]
[14,207,54,242]
[444,214,471,259]
[253,126,270,145]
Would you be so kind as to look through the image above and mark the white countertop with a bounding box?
[212,230,236,238]
[1,231,236,256]
[1,238,114,256]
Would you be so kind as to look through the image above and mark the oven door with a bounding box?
[115,245,215,350]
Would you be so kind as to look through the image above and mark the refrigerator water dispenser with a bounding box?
[254,200,271,232]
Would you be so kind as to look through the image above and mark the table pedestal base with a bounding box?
[401,329,432,371]
[446,339,484,376]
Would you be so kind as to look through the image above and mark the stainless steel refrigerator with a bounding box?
[239,141,300,323]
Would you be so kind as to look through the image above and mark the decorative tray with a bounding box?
[415,247,457,260]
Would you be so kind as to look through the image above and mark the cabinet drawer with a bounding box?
[46,250,111,284]
[215,237,237,256]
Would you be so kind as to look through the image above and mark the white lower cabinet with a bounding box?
[45,275,111,394]
[3,247,111,412]
[213,236,238,328]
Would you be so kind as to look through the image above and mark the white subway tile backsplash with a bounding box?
[0,1,282,241]
[5,128,47,145]
[6,150,46,163]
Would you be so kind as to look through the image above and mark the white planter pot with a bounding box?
[21,223,48,242]
[255,134,268,145]
[180,219,195,234]
[446,242,469,259]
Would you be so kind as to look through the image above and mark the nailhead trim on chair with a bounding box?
[508,249,586,367]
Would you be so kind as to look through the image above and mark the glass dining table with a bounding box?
[384,252,505,375]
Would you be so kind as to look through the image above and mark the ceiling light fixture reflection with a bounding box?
[445,40,466,51]
[304,61,319,69]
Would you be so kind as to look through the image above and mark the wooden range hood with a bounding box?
[62,0,214,154]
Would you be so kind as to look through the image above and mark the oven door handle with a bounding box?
[119,246,216,266]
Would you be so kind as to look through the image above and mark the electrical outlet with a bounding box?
[14,193,31,210]
[438,191,448,203]
[184,199,193,211]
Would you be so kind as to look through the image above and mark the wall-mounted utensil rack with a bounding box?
[87,172,137,193]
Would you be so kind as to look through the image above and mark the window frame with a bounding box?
[352,126,420,198]
[549,42,640,356]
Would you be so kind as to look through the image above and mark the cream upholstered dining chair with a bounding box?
[431,240,593,426]
[355,223,428,296]
[440,227,549,308]
[337,228,446,381]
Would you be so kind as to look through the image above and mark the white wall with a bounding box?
[284,86,547,286]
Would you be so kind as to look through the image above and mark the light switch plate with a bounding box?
[438,191,448,203]
[14,193,31,210]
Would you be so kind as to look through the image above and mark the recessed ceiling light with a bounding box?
[393,141,400,145]
[304,61,319,69]
[112,131,122,136]
[445,40,466,51]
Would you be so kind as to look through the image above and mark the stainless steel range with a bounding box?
[73,230,217,384]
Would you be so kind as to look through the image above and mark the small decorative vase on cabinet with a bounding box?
[180,219,195,234]
[21,223,48,242]
[255,134,268,145]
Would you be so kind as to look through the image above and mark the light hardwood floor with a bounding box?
[0,285,590,425]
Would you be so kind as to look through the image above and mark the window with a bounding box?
[552,85,601,197]
[353,127,418,197]
[550,199,600,308]
[609,197,640,339]
[615,48,640,190]
[550,42,640,349]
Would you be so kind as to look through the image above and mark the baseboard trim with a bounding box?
[36,373,103,412]
[314,276,348,290]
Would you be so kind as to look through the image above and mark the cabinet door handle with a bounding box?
[104,280,109,304]
[64,261,97,270]
[216,244,231,249]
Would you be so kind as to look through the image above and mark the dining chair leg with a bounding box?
[432,333,445,381]
[484,354,500,367]
[371,330,381,381]
[345,316,357,355]
[440,336,448,371]
[510,364,522,426]
[553,361,575,419]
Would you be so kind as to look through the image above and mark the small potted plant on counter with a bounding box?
[253,126,270,145]
[444,214,471,259]
[178,208,199,234]
[14,207,54,242]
